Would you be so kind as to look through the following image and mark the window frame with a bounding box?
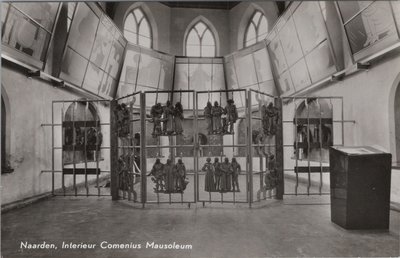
[123,7,152,49]
[244,10,268,47]
[185,21,216,57]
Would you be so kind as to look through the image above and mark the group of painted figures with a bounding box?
[115,103,131,137]
[150,158,188,193]
[202,157,241,192]
[150,101,184,137]
[261,102,279,136]
[204,99,238,135]
[263,154,278,191]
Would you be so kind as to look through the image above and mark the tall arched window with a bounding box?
[244,11,268,47]
[123,8,152,48]
[185,21,216,57]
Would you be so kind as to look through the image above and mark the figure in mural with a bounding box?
[162,101,175,135]
[115,103,130,137]
[212,101,225,134]
[174,102,184,135]
[175,159,187,192]
[265,154,278,190]
[225,99,238,134]
[295,125,313,159]
[231,158,241,192]
[213,157,221,191]
[220,157,232,192]
[75,127,85,145]
[262,102,279,136]
[164,159,176,193]
[86,127,102,160]
[150,158,165,192]
[150,103,163,137]
[118,154,130,191]
[204,101,213,135]
[202,157,216,192]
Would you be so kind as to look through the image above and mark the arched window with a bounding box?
[123,8,152,48]
[244,11,268,47]
[185,21,216,57]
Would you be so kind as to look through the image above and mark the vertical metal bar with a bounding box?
[140,93,147,206]
[245,91,249,204]
[261,93,267,200]
[84,102,88,196]
[220,150,223,204]
[294,99,299,195]
[128,101,133,201]
[72,102,77,196]
[341,98,344,146]
[61,102,65,195]
[187,60,191,108]
[275,97,284,200]
[194,91,198,203]
[260,157,263,201]
[306,100,311,196]
[248,90,253,208]
[110,100,119,200]
[51,102,55,195]
[96,101,100,196]
[317,98,323,195]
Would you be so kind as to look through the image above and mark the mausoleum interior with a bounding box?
[1,1,400,257]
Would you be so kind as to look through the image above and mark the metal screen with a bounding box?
[43,99,111,197]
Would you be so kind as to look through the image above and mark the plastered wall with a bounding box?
[281,54,400,203]
[1,65,111,205]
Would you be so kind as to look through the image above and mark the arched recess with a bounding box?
[122,2,158,50]
[389,72,400,165]
[63,101,102,165]
[237,3,268,50]
[1,85,12,173]
[183,16,220,56]
[293,99,333,163]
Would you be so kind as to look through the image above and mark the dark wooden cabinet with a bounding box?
[329,146,392,229]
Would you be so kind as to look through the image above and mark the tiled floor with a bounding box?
[1,194,399,258]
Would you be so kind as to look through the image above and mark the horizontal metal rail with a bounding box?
[41,170,111,173]
[282,120,355,123]
[41,123,111,126]
[52,99,110,103]
[54,194,111,197]
[196,89,246,94]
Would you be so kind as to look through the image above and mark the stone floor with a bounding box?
[1,194,399,258]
